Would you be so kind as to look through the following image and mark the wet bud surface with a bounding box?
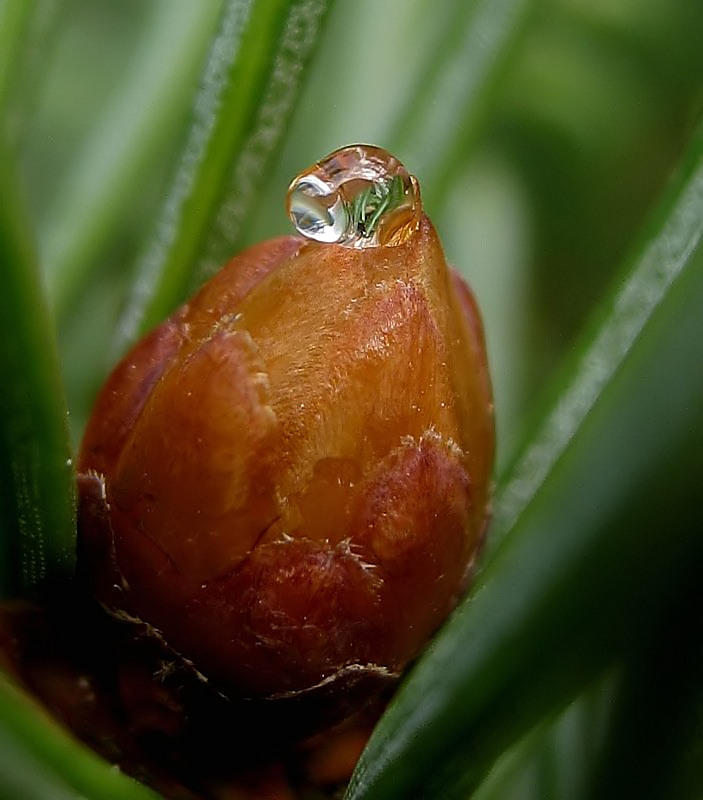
[77,149,494,719]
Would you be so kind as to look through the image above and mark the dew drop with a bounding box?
[286,145,422,248]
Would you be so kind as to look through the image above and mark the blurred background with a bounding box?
[2,2,702,797]
[15,0,703,473]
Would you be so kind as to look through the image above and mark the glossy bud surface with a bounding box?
[78,152,494,712]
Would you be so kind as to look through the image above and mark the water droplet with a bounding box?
[286,145,422,248]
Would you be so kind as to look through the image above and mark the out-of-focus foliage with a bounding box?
[16,0,701,465]
[0,139,74,596]
[1,0,702,796]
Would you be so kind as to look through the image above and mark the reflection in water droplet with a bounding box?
[286,145,422,248]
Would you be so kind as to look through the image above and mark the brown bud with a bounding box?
[77,215,494,711]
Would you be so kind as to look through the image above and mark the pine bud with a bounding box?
[77,147,494,724]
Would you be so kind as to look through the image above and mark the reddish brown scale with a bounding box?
[77,214,494,711]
